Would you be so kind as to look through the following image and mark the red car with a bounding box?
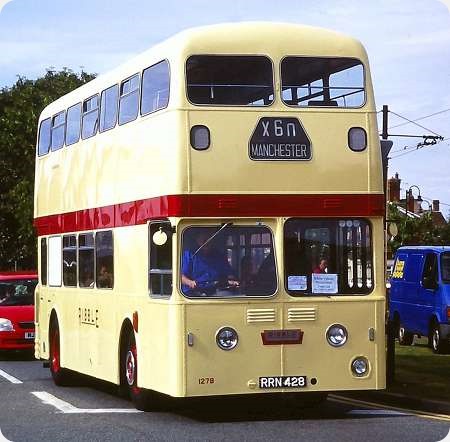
[0,271,37,351]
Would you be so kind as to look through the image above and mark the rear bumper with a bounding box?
[0,331,34,350]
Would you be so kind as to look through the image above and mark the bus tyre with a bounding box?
[429,322,449,354]
[49,319,71,386]
[123,332,153,411]
[398,324,413,346]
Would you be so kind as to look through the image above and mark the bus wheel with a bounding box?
[429,322,449,354]
[123,332,153,410]
[398,324,413,346]
[49,319,71,386]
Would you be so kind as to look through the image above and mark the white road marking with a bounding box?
[0,368,22,384]
[347,409,408,416]
[31,391,142,413]
[0,427,13,442]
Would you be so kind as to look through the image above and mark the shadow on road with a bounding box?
[0,350,35,361]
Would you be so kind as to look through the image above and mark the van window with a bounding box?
[441,253,450,283]
[421,253,438,289]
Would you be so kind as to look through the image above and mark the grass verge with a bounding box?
[390,338,450,403]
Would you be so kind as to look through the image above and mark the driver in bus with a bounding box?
[181,230,239,296]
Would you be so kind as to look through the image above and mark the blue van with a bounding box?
[389,246,450,354]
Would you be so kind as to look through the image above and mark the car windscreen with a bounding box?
[186,55,274,106]
[441,253,450,283]
[181,225,276,298]
[0,279,37,306]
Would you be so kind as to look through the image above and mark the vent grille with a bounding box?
[19,321,35,329]
[246,308,276,323]
[287,307,317,322]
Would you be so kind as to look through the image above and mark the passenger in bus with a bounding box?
[181,231,239,295]
[97,264,113,288]
[313,258,328,274]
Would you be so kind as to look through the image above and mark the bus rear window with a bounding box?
[186,55,274,106]
[281,57,365,108]
[181,225,276,298]
[284,218,372,295]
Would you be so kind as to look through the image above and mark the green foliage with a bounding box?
[0,68,95,270]
[388,204,450,254]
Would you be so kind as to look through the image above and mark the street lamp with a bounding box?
[405,185,422,218]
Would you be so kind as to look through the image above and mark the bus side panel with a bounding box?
[138,302,185,397]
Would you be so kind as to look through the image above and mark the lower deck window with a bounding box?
[181,225,276,298]
[284,218,373,295]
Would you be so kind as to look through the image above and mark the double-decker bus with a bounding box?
[34,22,385,409]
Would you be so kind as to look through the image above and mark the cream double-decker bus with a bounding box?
[34,22,385,409]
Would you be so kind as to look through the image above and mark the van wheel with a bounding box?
[398,325,413,346]
[49,319,71,386]
[122,331,154,410]
[429,322,449,354]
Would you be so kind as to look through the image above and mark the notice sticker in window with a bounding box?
[288,275,307,291]
[312,274,338,294]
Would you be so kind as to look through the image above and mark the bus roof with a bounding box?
[39,22,368,119]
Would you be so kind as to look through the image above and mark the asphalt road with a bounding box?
[0,352,448,442]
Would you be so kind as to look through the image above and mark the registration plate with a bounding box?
[259,376,307,389]
[24,332,35,340]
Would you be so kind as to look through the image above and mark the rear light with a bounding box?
[348,127,367,152]
[447,306,450,322]
[190,125,210,150]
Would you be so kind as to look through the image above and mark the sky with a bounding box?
[1,0,449,217]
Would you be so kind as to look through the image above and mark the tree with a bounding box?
[0,69,96,270]
[387,204,450,255]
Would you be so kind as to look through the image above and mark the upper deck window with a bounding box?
[66,103,81,146]
[100,84,119,132]
[141,60,170,115]
[281,57,365,108]
[51,111,66,151]
[82,95,99,139]
[186,55,274,106]
[38,118,51,156]
[119,74,140,125]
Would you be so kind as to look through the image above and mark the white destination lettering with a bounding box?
[250,143,309,159]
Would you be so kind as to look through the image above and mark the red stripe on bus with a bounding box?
[33,193,385,235]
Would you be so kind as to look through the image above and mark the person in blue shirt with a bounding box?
[181,230,239,296]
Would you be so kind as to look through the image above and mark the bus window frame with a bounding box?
[81,94,99,140]
[148,219,173,299]
[140,59,171,117]
[99,84,119,133]
[185,54,276,108]
[65,102,82,146]
[37,117,51,157]
[279,55,367,109]
[118,73,140,126]
[50,110,66,152]
[283,217,374,297]
[179,222,278,299]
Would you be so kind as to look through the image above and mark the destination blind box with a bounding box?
[249,117,312,161]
